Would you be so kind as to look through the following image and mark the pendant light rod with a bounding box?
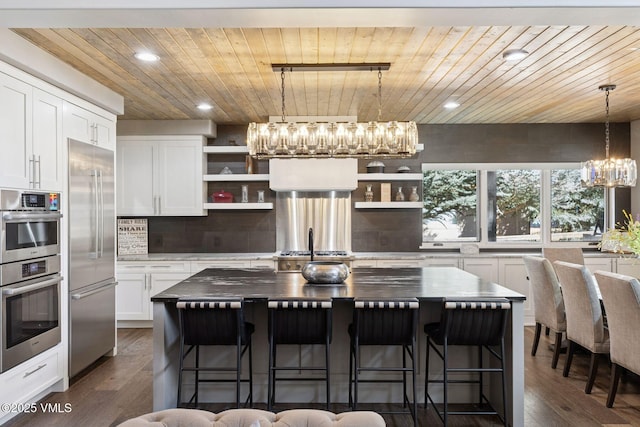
[271,63,390,72]
[599,84,616,159]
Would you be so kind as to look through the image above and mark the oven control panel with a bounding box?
[21,192,59,211]
[0,255,61,286]
[0,189,59,211]
[21,259,47,278]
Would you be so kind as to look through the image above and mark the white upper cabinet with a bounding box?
[0,72,32,189]
[32,89,64,191]
[0,73,64,191]
[63,101,115,150]
[117,135,206,216]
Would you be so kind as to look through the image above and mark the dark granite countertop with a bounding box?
[151,267,526,303]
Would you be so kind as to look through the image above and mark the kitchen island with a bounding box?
[151,267,526,425]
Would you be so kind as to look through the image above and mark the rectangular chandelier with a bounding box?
[247,63,419,159]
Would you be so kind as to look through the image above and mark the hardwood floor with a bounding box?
[4,327,640,426]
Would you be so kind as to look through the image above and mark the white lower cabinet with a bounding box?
[584,257,614,274]
[419,257,460,267]
[116,262,191,323]
[461,258,498,282]
[498,258,535,325]
[614,258,640,277]
[0,347,62,424]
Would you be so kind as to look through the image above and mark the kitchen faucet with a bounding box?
[309,227,314,261]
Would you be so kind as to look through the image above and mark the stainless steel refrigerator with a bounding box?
[68,138,117,378]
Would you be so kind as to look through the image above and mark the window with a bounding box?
[550,168,604,242]
[488,169,541,243]
[422,170,478,242]
[421,163,607,248]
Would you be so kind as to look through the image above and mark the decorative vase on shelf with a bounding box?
[395,186,405,201]
[365,184,374,202]
[409,186,419,202]
[241,185,249,203]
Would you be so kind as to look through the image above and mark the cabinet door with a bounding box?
[116,273,149,320]
[93,113,115,150]
[0,72,32,189]
[420,258,460,268]
[615,259,640,278]
[498,258,534,325]
[584,257,613,273]
[462,258,499,283]
[149,273,191,320]
[116,141,155,216]
[33,89,63,191]
[63,101,92,144]
[156,138,205,216]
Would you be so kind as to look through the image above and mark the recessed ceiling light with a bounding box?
[444,101,460,110]
[502,49,529,61]
[134,52,159,62]
[197,103,213,111]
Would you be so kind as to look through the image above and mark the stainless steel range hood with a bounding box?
[276,191,351,252]
[270,158,356,252]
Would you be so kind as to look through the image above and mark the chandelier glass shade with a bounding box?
[247,120,418,159]
[247,64,419,159]
[580,84,637,188]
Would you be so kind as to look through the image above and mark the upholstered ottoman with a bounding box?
[117,408,386,427]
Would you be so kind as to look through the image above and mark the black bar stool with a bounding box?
[348,298,419,426]
[424,298,511,426]
[176,298,254,408]
[267,299,333,411]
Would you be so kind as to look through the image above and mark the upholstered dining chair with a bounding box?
[553,261,609,394]
[542,247,585,276]
[594,270,640,407]
[522,256,566,369]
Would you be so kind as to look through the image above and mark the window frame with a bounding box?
[420,162,613,250]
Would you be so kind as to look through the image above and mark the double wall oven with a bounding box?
[0,189,62,373]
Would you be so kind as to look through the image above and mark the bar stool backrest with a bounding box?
[177,299,246,346]
[438,299,511,346]
[268,300,333,344]
[352,299,419,345]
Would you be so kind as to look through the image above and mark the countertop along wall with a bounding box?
[136,122,631,253]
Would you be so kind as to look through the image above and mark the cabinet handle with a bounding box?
[29,156,35,188]
[36,155,42,188]
[24,363,47,378]
[157,196,161,215]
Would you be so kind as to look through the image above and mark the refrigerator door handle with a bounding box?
[71,281,117,300]
[98,169,104,258]
[89,169,99,259]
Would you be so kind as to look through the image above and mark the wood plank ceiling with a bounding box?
[12,26,640,124]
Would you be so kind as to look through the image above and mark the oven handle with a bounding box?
[2,212,63,222]
[71,281,117,300]
[2,274,62,296]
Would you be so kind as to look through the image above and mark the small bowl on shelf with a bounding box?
[366,161,385,173]
[397,166,411,173]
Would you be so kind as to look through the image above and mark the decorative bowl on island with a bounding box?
[301,261,350,284]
